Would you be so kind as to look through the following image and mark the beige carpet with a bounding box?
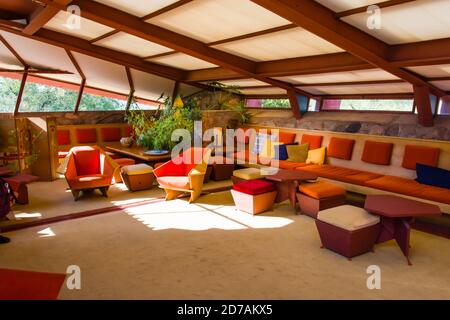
[1,191,449,299]
[1,178,232,229]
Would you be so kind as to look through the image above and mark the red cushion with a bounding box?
[101,127,121,142]
[278,132,296,144]
[115,158,136,166]
[301,134,323,150]
[124,125,133,137]
[232,179,276,195]
[361,140,393,165]
[402,145,440,170]
[57,130,71,146]
[327,137,355,160]
[73,148,100,176]
[75,128,97,144]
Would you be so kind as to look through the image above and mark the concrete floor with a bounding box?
[1,191,450,300]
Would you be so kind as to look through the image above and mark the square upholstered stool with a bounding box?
[231,167,264,184]
[114,158,136,183]
[297,180,346,218]
[230,179,277,215]
[316,205,380,260]
[120,163,154,191]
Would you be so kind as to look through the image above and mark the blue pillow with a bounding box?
[274,142,298,160]
[416,163,450,189]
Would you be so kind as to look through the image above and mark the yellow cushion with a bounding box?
[287,143,309,163]
[318,205,380,231]
[306,147,326,165]
[121,163,153,176]
[233,168,263,180]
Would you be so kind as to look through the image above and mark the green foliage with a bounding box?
[260,99,290,109]
[0,77,20,112]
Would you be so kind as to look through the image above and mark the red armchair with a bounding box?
[64,146,117,201]
[153,147,212,203]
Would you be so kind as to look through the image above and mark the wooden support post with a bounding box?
[74,78,85,113]
[14,68,28,115]
[172,81,180,103]
[287,89,302,120]
[413,85,434,127]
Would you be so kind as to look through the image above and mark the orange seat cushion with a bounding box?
[339,172,383,185]
[157,176,190,190]
[299,181,346,199]
[115,158,136,166]
[279,132,296,144]
[301,134,323,150]
[402,145,440,170]
[361,140,393,165]
[68,174,112,190]
[101,127,121,142]
[278,160,308,170]
[327,137,355,160]
[57,130,71,146]
[75,128,97,144]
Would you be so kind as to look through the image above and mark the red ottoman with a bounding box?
[230,179,277,215]
[297,181,346,218]
[114,158,136,183]
[316,205,380,260]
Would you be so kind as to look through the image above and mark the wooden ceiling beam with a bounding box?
[335,0,417,19]
[389,37,450,67]
[140,0,194,20]
[0,33,27,66]
[23,0,72,35]
[250,0,446,97]
[0,68,72,74]
[65,49,85,79]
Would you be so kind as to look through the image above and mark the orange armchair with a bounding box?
[153,147,212,203]
[64,146,118,201]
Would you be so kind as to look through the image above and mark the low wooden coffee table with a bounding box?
[364,195,441,265]
[265,169,318,214]
[105,145,171,163]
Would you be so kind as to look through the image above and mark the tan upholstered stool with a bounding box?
[316,205,380,259]
[120,163,154,191]
[231,167,264,184]
[297,180,346,218]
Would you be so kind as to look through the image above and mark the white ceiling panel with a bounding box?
[342,0,450,44]
[179,83,202,97]
[299,83,413,95]
[0,41,22,67]
[240,87,287,95]
[0,30,81,84]
[315,0,388,12]
[430,80,450,91]
[149,0,290,43]
[218,79,268,87]
[44,11,114,41]
[406,64,450,78]
[131,69,175,101]
[94,0,179,17]
[73,53,129,94]
[148,53,217,70]
[274,69,399,84]
[213,27,343,62]
[96,32,172,58]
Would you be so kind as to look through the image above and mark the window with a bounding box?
[322,99,414,112]
[134,98,162,110]
[19,77,78,112]
[246,98,290,109]
[308,98,320,112]
[79,92,127,111]
[437,99,450,115]
[0,75,21,113]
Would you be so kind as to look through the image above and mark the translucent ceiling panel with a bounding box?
[342,0,450,44]
[73,52,130,94]
[148,53,217,70]
[0,30,81,84]
[131,69,175,101]
[44,11,114,41]
[0,41,22,68]
[315,0,387,12]
[406,64,450,78]
[94,0,179,17]
[218,79,268,87]
[240,87,286,95]
[430,81,450,91]
[96,32,172,58]
[213,28,343,62]
[298,83,413,95]
[178,83,202,97]
[149,0,290,43]
[274,69,399,85]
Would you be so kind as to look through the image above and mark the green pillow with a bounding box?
[286,143,309,163]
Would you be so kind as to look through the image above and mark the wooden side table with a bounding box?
[364,195,441,265]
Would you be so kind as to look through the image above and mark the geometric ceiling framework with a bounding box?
[0,0,448,119]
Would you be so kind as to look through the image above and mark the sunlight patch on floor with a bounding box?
[37,227,55,237]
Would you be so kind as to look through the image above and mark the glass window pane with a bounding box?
[438,99,450,115]
[322,99,413,112]
[0,75,21,113]
[19,77,78,112]
[79,92,127,111]
[309,98,319,112]
[246,98,290,108]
